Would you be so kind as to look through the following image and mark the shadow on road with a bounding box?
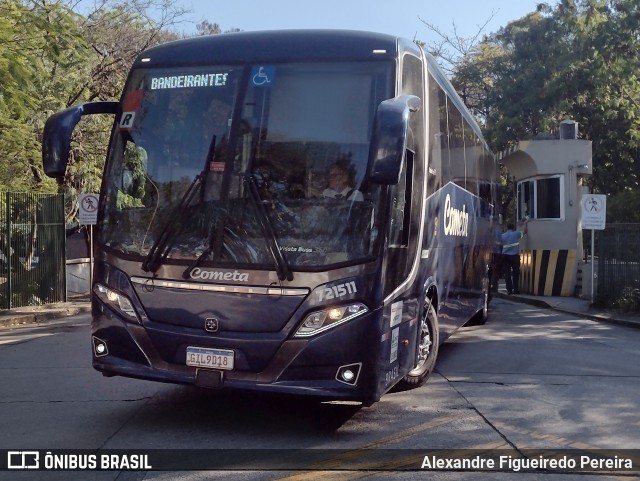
[119,385,364,445]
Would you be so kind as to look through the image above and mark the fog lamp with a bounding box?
[342,370,355,382]
[92,336,109,357]
[336,363,362,385]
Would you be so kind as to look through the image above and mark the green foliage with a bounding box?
[607,189,640,223]
[0,0,186,224]
[595,286,640,312]
[0,0,86,194]
[451,0,640,197]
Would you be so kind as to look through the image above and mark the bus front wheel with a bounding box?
[402,299,439,387]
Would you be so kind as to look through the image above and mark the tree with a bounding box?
[451,0,640,200]
[195,19,241,35]
[0,0,86,193]
[0,0,190,222]
[419,10,498,77]
[555,0,640,195]
[608,189,640,223]
[58,0,186,222]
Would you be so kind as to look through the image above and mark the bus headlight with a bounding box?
[294,303,368,338]
[94,283,139,322]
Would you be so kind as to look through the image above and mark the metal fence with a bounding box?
[597,223,640,307]
[0,192,66,309]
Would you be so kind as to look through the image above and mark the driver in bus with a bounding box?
[322,161,363,201]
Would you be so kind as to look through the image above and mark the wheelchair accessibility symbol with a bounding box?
[251,65,275,87]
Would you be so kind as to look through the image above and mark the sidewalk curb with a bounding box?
[494,292,550,310]
[0,304,92,328]
[494,292,640,329]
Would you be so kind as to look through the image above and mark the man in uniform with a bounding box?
[501,220,528,294]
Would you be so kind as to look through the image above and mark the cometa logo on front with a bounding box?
[443,193,469,237]
[190,268,249,282]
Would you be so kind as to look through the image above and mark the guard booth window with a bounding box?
[517,175,563,220]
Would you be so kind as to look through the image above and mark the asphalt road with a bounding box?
[0,297,639,480]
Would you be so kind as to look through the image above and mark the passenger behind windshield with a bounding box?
[322,160,363,201]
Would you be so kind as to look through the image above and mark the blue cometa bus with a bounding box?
[43,30,498,405]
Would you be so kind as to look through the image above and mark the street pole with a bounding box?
[591,228,595,304]
[90,224,94,290]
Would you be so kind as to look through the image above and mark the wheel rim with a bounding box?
[417,317,432,367]
[409,306,432,374]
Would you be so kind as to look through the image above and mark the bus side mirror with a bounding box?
[42,101,118,180]
[368,95,420,185]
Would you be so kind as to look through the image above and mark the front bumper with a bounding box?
[91,298,383,403]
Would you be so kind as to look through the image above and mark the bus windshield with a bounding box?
[98,61,393,271]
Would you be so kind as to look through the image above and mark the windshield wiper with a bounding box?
[243,172,293,281]
[141,170,204,273]
[142,136,215,274]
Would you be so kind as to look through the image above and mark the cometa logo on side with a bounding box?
[443,193,469,237]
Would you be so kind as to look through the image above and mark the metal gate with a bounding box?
[597,223,640,306]
[0,192,66,309]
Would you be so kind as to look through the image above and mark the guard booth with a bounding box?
[499,121,592,296]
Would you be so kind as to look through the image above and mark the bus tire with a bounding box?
[401,298,439,387]
[467,289,489,326]
[478,289,489,325]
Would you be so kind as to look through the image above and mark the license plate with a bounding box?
[186,346,234,370]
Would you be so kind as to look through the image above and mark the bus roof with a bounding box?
[133,30,415,68]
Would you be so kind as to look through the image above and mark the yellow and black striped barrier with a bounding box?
[519,249,577,296]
